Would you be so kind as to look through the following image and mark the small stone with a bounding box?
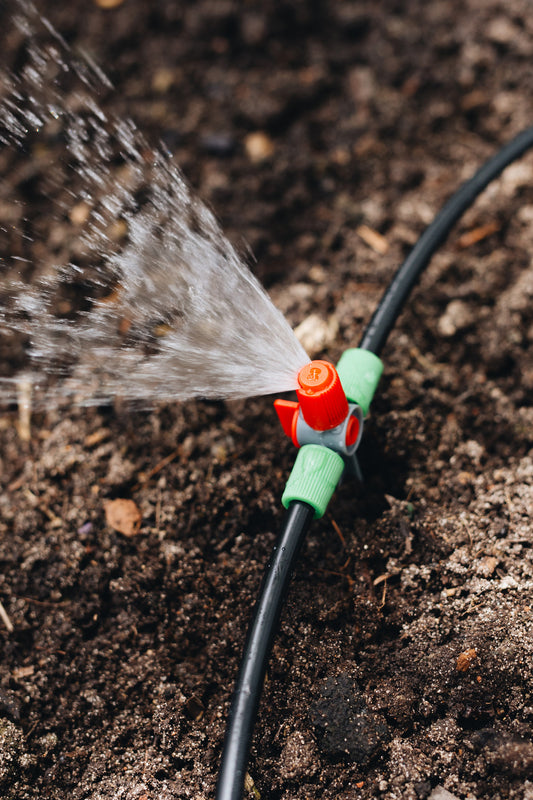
[106,452,136,486]
[93,0,125,8]
[476,556,498,577]
[37,732,58,756]
[456,648,477,672]
[428,787,460,800]
[104,498,142,537]
[69,201,91,226]
[108,219,128,241]
[77,521,93,537]
[437,300,473,337]
[308,265,326,283]
[457,471,474,485]
[151,68,175,94]
[244,131,274,162]
[485,17,519,45]
[294,313,339,357]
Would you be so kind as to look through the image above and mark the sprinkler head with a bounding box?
[274,360,362,455]
[276,349,384,516]
[296,360,348,431]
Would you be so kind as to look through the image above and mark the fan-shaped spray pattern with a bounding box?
[0,3,309,407]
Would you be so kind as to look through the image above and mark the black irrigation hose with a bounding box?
[359,125,533,356]
[215,501,315,800]
[214,126,533,800]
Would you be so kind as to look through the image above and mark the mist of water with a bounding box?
[0,2,309,408]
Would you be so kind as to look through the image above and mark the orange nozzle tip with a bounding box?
[274,398,299,440]
[296,360,348,431]
[297,360,336,393]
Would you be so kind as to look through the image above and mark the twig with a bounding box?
[456,219,500,249]
[134,445,182,490]
[330,518,351,570]
[0,599,14,633]
[356,224,389,254]
[330,517,347,549]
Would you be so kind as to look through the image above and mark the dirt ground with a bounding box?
[1,1,533,798]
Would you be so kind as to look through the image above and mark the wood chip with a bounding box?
[13,665,34,679]
[104,498,142,537]
[456,647,477,672]
[84,428,111,448]
[356,224,389,254]
[456,220,500,249]
[134,446,181,489]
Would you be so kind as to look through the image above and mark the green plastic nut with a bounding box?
[336,348,383,416]
[282,444,344,519]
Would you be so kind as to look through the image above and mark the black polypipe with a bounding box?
[215,500,314,800]
[359,125,533,356]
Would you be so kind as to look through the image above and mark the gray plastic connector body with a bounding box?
[295,402,364,457]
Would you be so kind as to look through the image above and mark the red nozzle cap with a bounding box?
[274,398,300,447]
[296,360,349,431]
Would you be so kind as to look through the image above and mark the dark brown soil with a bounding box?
[1,1,533,799]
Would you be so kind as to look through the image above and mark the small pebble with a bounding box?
[93,0,125,8]
[456,648,477,672]
[437,300,473,337]
[69,201,91,226]
[244,131,274,162]
[77,522,93,537]
[476,556,498,577]
[108,219,128,241]
[104,498,142,537]
[428,787,460,800]
[485,17,519,45]
[152,68,175,94]
[294,313,338,356]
